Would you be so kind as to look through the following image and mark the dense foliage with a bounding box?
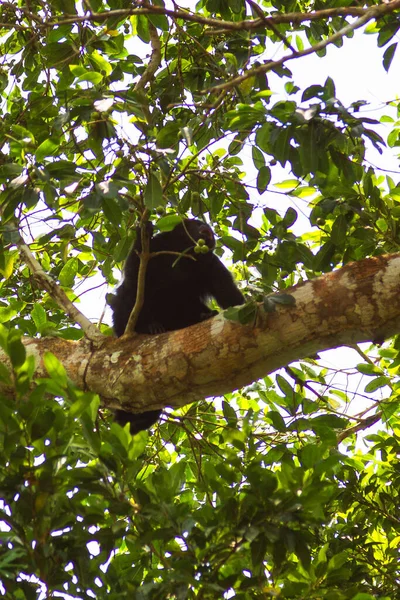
[1,1,400,598]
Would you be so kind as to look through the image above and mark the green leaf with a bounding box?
[222,400,237,427]
[31,409,56,441]
[263,294,296,313]
[325,76,336,99]
[43,352,67,387]
[311,415,348,429]
[35,139,60,161]
[144,173,163,209]
[256,165,271,194]
[156,122,181,148]
[102,197,123,226]
[356,363,381,376]
[45,160,77,178]
[31,304,48,330]
[156,215,182,231]
[43,42,76,67]
[89,50,113,76]
[265,410,286,432]
[69,391,99,419]
[148,13,169,31]
[299,443,324,468]
[295,535,311,569]
[330,214,348,246]
[364,376,390,393]
[283,207,297,228]
[7,331,26,368]
[255,123,273,152]
[376,217,388,232]
[136,13,150,42]
[276,374,293,398]
[383,43,397,72]
[0,306,18,323]
[224,302,257,324]
[252,146,265,170]
[59,257,78,287]
[251,534,267,569]
[378,22,400,47]
[77,72,103,84]
[314,241,335,271]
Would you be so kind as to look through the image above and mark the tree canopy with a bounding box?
[1,1,400,598]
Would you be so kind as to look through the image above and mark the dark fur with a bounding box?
[111,219,244,434]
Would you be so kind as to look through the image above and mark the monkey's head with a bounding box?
[182,219,216,251]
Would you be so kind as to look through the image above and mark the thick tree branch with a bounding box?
[1,253,400,418]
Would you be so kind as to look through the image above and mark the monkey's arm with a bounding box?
[205,254,245,309]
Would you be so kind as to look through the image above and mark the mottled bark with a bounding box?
[2,253,400,414]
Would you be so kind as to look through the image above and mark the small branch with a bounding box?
[134,22,161,92]
[337,413,382,444]
[349,343,377,367]
[18,236,104,343]
[245,0,296,52]
[125,214,151,335]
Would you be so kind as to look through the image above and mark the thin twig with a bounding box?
[125,212,151,334]
[337,413,382,443]
[245,0,296,52]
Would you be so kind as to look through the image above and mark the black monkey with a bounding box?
[111,219,245,434]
